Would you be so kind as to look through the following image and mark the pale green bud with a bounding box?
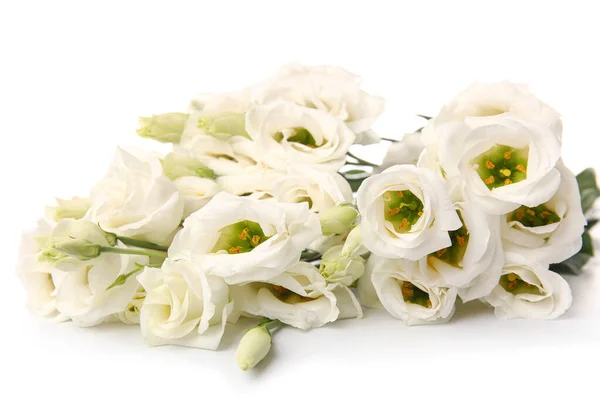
[320,245,365,286]
[162,153,215,180]
[46,196,90,222]
[197,112,249,139]
[53,238,101,261]
[38,247,68,264]
[341,225,364,257]
[137,112,189,143]
[236,325,272,371]
[319,205,358,236]
[52,220,116,248]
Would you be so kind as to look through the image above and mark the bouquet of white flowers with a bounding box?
[17,63,599,370]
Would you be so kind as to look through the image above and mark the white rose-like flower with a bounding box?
[422,81,562,144]
[137,258,232,349]
[501,162,586,264]
[434,117,561,215]
[358,255,457,326]
[85,148,184,246]
[484,253,572,320]
[253,62,384,144]
[217,165,285,201]
[357,164,461,261]
[378,132,425,170]
[170,192,321,285]
[417,198,505,302]
[246,102,356,171]
[230,261,362,330]
[17,219,68,322]
[173,176,220,218]
[272,167,353,213]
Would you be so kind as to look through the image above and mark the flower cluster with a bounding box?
[17,66,597,371]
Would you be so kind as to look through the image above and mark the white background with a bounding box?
[1,1,599,398]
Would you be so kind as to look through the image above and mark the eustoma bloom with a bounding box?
[357,164,461,260]
[17,64,598,372]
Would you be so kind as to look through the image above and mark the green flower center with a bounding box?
[211,220,272,254]
[269,285,313,304]
[399,280,432,308]
[383,190,424,233]
[499,273,543,296]
[473,145,529,189]
[509,204,561,227]
[428,211,469,267]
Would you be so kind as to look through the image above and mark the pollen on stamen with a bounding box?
[516,164,526,173]
[396,191,404,197]
[228,246,243,254]
[485,160,495,169]
[456,235,466,247]
[526,209,536,216]
[507,273,518,282]
[516,209,525,221]
[399,218,409,230]
[507,280,517,290]
[272,285,287,293]
[426,299,432,308]
[484,176,495,185]
[418,211,423,216]
[238,227,249,240]
[540,211,551,219]
[436,248,448,257]
[387,207,400,216]
[504,178,512,185]
[401,288,414,297]
[251,235,261,246]
[504,152,511,160]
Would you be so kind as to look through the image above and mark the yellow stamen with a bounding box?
[396,191,404,198]
[540,211,550,219]
[387,207,400,216]
[507,280,517,290]
[485,160,495,169]
[418,211,423,216]
[426,299,432,308]
[436,248,448,257]
[399,218,409,230]
[507,273,518,282]
[499,169,511,177]
[484,176,495,185]
[516,164,526,173]
[238,227,249,240]
[504,152,511,160]
[527,209,536,216]
[251,235,261,246]
[516,209,525,221]
[504,178,512,185]
[456,235,466,247]
[273,285,287,294]
[228,246,243,254]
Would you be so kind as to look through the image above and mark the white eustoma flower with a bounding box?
[246,102,356,171]
[170,192,321,285]
[433,116,561,215]
[379,132,425,170]
[358,255,457,326]
[173,176,220,219]
[137,258,232,349]
[422,81,562,143]
[357,164,461,261]
[85,148,184,246]
[484,253,572,320]
[272,167,353,213]
[253,62,384,144]
[114,287,146,325]
[231,261,362,330]
[16,219,68,322]
[216,165,285,200]
[501,162,586,264]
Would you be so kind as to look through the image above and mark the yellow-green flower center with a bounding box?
[269,285,313,304]
[428,211,469,267]
[399,280,432,308]
[509,204,561,227]
[383,190,424,233]
[473,145,529,189]
[287,128,317,147]
[211,220,271,254]
[499,273,543,295]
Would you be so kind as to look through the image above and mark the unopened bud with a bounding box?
[320,245,365,286]
[319,205,358,236]
[46,197,90,222]
[137,112,189,143]
[197,112,248,139]
[236,325,272,371]
[53,238,101,261]
[162,152,215,180]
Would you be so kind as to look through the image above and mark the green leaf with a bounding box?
[416,114,432,120]
[343,169,370,176]
[550,231,595,275]
[577,168,600,213]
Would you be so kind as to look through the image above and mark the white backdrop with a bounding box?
[1,1,599,399]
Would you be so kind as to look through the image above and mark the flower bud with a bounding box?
[197,112,248,139]
[52,220,117,249]
[236,325,272,371]
[319,205,358,236]
[162,152,215,180]
[137,112,189,143]
[320,245,365,286]
[46,196,90,222]
[53,238,101,261]
[341,225,364,257]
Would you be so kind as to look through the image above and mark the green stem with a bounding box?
[380,137,399,143]
[100,246,168,259]
[347,151,379,168]
[116,236,169,252]
[261,319,283,332]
